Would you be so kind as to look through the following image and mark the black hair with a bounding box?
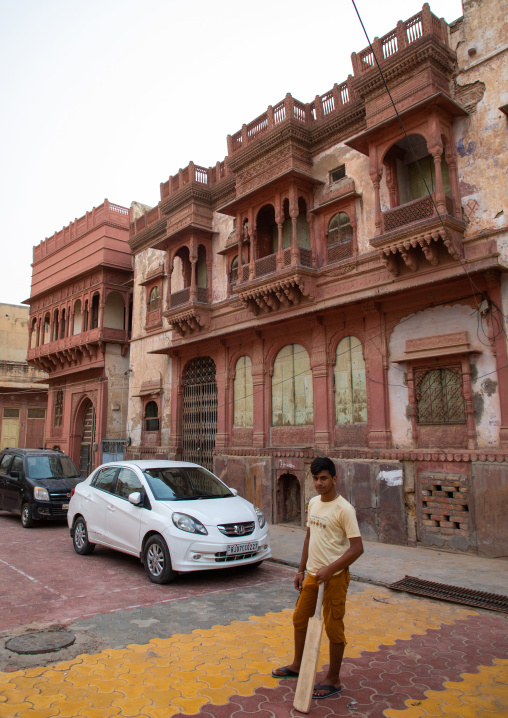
[310,456,336,478]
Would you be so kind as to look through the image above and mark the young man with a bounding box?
[272,456,363,699]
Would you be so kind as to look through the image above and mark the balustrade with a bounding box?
[382,194,455,233]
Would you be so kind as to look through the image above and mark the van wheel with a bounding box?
[144,536,176,584]
[73,517,95,555]
[21,503,34,528]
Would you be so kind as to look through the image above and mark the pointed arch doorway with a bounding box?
[181,357,217,470]
[79,400,96,477]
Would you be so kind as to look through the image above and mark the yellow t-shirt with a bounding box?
[306,494,361,576]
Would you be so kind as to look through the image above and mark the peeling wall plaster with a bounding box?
[388,304,500,448]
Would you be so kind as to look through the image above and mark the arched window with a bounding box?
[233,356,253,428]
[91,292,100,329]
[54,389,63,428]
[43,313,51,344]
[52,309,59,341]
[334,336,367,424]
[272,344,313,426]
[328,212,353,247]
[104,292,125,330]
[230,256,239,285]
[415,367,465,424]
[149,286,160,312]
[144,401,159,431]
[73,299,82,335]
[60,308,66,339]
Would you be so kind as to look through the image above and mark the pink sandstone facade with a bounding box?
[126,1,508,557]
[26,200,133,475]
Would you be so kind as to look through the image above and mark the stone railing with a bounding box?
[27,326,128,358]
[351,4,448,76]
[382,194,454,233]
[168,286,208,308]
[159,160,228,201]
[33,199,130,263]
[227,79,356,155]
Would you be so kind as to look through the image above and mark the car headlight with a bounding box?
[255,506,265,529]
[34,487,50,501]
[172,512,208,535]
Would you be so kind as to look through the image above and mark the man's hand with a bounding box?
[315,565,334,585]
[294,572,305,591]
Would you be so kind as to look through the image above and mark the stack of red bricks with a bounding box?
[420,473,469,537]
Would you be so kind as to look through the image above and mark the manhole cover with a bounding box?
[6,631,76,655]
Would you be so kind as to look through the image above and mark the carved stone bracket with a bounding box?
[168,308,210,336]
[238,275,314,316]
[378,226,465,276]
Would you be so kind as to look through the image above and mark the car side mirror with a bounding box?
[229,487,238,496]
[10,471,20,480]
[128,491,142,505]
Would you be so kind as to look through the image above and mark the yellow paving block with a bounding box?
[16,709,60,718]
[89,678,129,692]
[49,698,95,717]
[77,708,121,718]
[90,691,128,709]
[116,683,154,700]
[198,686,236,704]
[110,696,153,716]
[142,706,181,718]
[224,678,263,696]
[0,702,35,717]
[172,695,209,714]
[142,688,183,707]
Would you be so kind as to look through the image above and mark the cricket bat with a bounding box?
[293,582,325,713]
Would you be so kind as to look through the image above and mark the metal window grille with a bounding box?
[182,357,217,470]
[415,366,466,424]
[54,389,63,428]
[330,165,346,183]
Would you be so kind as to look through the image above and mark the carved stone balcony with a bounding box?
[163,287,210,336]
[370,204,466,276]
[27,326,129,373]
[235,248,316,316]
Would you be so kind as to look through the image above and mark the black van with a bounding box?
[0,448,82,528]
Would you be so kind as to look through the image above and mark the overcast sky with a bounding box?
[0,0,463,306]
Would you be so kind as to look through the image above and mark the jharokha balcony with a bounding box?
[27,325,129,374]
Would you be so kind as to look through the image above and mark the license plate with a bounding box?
[62,504,69,510]
[227,541,258,555]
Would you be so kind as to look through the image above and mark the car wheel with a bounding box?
[73,517,95,555]
[144,535,176,584]
[21,503,34,528]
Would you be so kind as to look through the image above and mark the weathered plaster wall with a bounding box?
[132,249,167,340]
[212,212,234,303]
[312,144,376,254]
[127,332,171,447]
[450,0,507,243]
[104,344,129,439]
[388,304,500,447]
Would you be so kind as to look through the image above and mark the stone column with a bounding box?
[99,296,105,329]
[364,305,392,448]
[486,271,508,447]
[165,251,172,311]
[251,338,266,448]
[431,148,447,215]
[215,345,228,450]
[290,184,300,265]
[168,352,182,459]
[310,320,330,448]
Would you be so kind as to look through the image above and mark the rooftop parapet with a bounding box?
[159,160,229,201]
[351,3,449,76]
[226,78,356,155]
[33,199,130,264]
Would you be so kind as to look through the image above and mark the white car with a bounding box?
[67,460,271,583]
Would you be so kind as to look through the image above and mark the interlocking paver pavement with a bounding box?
[1,579,507,717]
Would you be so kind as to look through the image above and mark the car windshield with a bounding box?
[142,466,234,501]
[26,455,80,479]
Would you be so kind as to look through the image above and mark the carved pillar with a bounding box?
[431,148,447,215]
[445,138,461,218]
[236,215,243,284]
[99,297,105,329]
[251,338,266,447]
[485,271,508,447]
[369,143,382,234]
[215,345,228,450]
[189,237,197,301]
[36,318,41,347]
[290,184,299,265]
[364,305,392,448]
[169,352,182,459]
[165,250,172,310]
[206,259,212,301]
[248,210,256,280]
[310,320,330,448]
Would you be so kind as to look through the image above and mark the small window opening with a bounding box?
[330,165,346,184]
